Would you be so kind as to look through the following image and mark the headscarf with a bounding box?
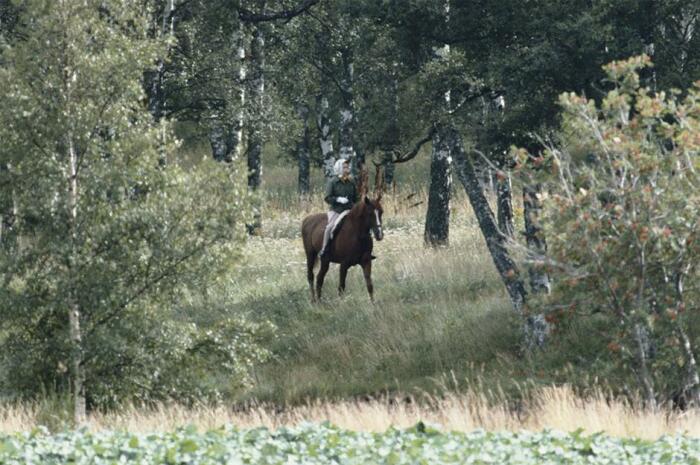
[333,158,348,178]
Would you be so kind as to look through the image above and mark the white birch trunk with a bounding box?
[68,135,86,426]
[246,24,264,234]
[232,28,246,161]
[317,93,335,181]
[210,27,246,163]
[338,48,357,173]
[247,25,264,190]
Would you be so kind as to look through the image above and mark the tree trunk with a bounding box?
[209,124,230,162]
[424,124,452,246]
[211,27,246,163]
[634,323,657,409]
[523,184,551,294]
[338,48,358,174]
[147,0,176,165]
[68,136,86,426]
[246,23,264,234]
[316,93,335,181]
[383,157,395,187]
[247,24,264,192]
[382,71,399,188]
[449,126,527,314]
[0,163,15,246]
[231,28,246,162]
[425,2,452,247]
[146,0,175,122]
[677,325,700,407]
[296,102,311,197]
[521,183,551,347]
[675,270,700,407]
[496,172,515,238]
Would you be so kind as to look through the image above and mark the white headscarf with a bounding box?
[333,158,347,177]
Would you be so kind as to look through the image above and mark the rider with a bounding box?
[319,158,357,258]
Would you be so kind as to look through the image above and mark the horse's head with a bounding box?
[356,163,385,241]
[361,195,384,241]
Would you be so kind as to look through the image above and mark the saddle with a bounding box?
[328,210,350,240]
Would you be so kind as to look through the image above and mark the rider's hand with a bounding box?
[336,196,348,204]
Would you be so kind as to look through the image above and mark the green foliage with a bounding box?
[518,56,700,403]
[1,424,699,464]
[0,0,267,407]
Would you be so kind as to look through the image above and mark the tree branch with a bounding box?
[237,0,321,23]
[389,127,436,164]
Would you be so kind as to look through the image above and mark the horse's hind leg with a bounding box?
[316,259,330,301]
[307,251,317,301]
[361,261,374,303]
[338,263,349,296]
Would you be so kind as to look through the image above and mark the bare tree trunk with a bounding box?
[496,172,514,238]
[424,124,452,246]
[338,48,358,174]
[316,93,335,181]
[231,27,246,162]
[523,184,551,294]
[247,25,264,191]
[0,163,15,246]
[209,124,230,162]
[634,323,657,409]
[450,127,527,314]
[146,0,176,165]
[425,1,453,246]
[296,102,311,197]
[675,270,700,407]
[210,27,246,163]
[147,0,176,121]
[68,136,86,426]
[522,183,551,347]
[246,23,265,234]
[677,325,700,407]
[383,71,399,187]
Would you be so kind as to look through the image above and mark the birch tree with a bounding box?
[0,0,252,423]
[423,2,453,247]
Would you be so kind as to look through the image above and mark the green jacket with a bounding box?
[324,176,357,213]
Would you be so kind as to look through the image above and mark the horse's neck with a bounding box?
[345,208,371,239]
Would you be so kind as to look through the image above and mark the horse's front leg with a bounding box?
[316,258,331,301]
[338,263,350,295]
[307,251,317,302]
[361,261,374,303]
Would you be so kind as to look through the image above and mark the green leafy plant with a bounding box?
[516,55,700,407]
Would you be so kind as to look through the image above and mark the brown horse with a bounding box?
[301,174,384,302]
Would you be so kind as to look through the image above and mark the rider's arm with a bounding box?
[324,179,336,207]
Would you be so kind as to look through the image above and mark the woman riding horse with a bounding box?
[320,159,357,258]
[301,164,384,302]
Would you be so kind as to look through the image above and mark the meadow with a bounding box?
[1,154,695,443]
[2,156,700,465]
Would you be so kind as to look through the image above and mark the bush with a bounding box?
[517,55,700,407]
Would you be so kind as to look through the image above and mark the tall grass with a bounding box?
[3,386,700,439]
